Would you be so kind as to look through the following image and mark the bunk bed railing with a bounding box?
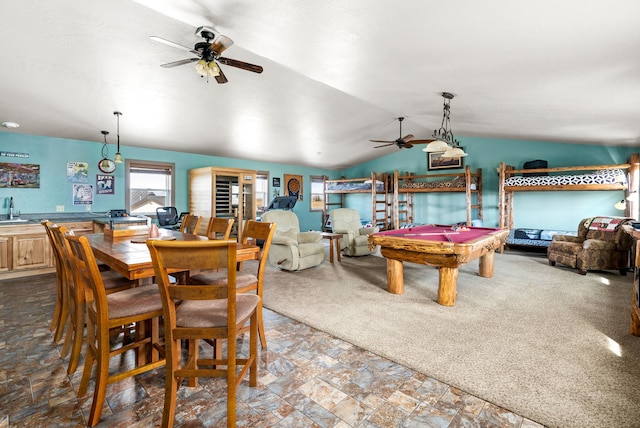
[498,154,639,231]
[393,165,483,228]
[323,172,391,231]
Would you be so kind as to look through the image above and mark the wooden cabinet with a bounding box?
[0,224,53,278]
[189,166,257,241]
[12,232,51,270]
[0,220,95,279]
[0,236,10,272]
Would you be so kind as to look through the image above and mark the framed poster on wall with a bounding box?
[427,150,464,170]
[0,162,40,188]
[284,174,303,201]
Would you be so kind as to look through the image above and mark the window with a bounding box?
[310,175,325,211]
[125,159,175,216]
[256,171,269,214]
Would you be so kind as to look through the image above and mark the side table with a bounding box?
[321,232,342,263]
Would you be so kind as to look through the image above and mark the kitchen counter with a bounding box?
[0,213,150,226]
[0,213,152,279]
[93,217,149,226]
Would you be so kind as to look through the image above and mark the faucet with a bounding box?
[9,197,14,220]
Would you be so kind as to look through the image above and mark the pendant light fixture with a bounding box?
[423,92,467,158]
[113,111,124,163]
[98,131,117,173]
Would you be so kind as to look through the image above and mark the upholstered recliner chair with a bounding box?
[548,216,634,275]
[329,208,379,256]
[260,210,325,271]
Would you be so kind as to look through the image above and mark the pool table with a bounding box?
[368,224,509,306]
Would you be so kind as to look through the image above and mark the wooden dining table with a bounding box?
[85,229,260,281]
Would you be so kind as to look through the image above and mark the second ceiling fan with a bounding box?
[370,117,434,149]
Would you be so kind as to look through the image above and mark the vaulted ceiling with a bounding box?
[1,1,639,169]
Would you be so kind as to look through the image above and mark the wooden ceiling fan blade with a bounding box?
[370,139,394,143]
[410,139,436,144]
[373,143,393,148]
[160,58,199,68]
[401,134,415,143]
[218,57,264,73]
[215,68,229,84]
[211,35,234,55]
[402,143,414,149]
[150,36,198,55]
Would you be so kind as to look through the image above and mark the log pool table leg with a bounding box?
[437,267,459,306]
[478,251,495,278]
[386,258,404,294]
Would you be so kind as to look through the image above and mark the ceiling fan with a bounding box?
[150,26,263,84]
[370,117,434,149]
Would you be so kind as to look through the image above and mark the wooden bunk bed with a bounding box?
[392,165,483,229]
[498,154,639,248]
[323,172,392,231]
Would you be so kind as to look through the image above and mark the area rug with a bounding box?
[261,250,640,428]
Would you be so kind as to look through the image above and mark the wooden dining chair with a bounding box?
[65,233,165,426]
[189,220,276,349]
[147,239,259,428]
[42,221,68,343]
[179,214,202,234]
[205,217,235,240]
[49,225,135,375]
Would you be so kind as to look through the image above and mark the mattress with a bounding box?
[400,176,478,190]
[326,180,384,192]
[504,168,626,187]
[508,229,576,247]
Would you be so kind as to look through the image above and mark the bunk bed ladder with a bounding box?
[372,172,391,230]
[393,170,414,229]
[467,167,483,225]
[322,176,345,231]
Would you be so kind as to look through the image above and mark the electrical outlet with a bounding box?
[86,204,91,211]
[56,205,64,212]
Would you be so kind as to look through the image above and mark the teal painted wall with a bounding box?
[346,137,638,231]
[1,132,637,232]
[0,132,330,231]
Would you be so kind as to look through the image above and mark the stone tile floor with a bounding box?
[0,273,544,427]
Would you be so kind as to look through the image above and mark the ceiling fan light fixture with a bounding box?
[195,59,208,76]
[208,61,220,77]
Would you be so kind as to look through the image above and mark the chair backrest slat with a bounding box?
[206,217,235,240]
[147,239,237,302]
[180,214,203,234]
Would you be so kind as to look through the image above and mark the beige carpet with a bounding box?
[261,249,640,428]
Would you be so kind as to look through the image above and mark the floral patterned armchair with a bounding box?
[547,216,634,275]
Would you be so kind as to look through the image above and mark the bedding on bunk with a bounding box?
[504,168,626,187]
[508,228,576,247]
[400,175,478,190]
[325,180,384,191]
